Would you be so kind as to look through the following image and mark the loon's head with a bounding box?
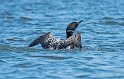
[66,20,83,38]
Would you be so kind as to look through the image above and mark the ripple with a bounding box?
[119,22,124,26]
[20,16,32,20]
[0,59,7,63]
[0,70,18,76]
[6,37,25,41]
[0,11,14,19]
[46,75,62,79]
[19,77,40,79]
[101,17,114,20]
[107,76,124,79]
[99,17,124,26]
[103,21,119,25]
[0,45,43,52]
[99,19,119,26]
[12,62,41,68]
[30,55,71,60]
[75,74,90,78]
[82,56,94,61]
[75,67,95,74]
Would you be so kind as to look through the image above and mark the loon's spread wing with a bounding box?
[28,32,61,49]
[28,32,52,47]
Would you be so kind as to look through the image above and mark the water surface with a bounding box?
[0,0,124,79]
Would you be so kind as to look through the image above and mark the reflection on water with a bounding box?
[0,0,124,79]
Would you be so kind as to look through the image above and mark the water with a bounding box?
[0,0,124,79]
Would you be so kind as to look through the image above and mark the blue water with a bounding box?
[0,0,124,79]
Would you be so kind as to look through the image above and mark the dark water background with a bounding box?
[0,0,124,79]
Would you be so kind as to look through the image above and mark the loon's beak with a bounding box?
[78,20,83,24]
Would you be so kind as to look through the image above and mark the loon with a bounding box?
[28,20,83,49]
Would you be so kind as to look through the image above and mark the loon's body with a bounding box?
[28,20,83,49]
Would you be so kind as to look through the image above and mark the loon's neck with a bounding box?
[66,30,74,38]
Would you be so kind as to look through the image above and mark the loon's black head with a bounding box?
[66,20,83,38]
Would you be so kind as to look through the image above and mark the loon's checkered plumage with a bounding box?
[28,20,83,49]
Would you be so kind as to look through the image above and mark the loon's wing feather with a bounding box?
[28,37,42,47]
[73,32,82,48]
[28,32,52,47]
[65,32,82,49]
